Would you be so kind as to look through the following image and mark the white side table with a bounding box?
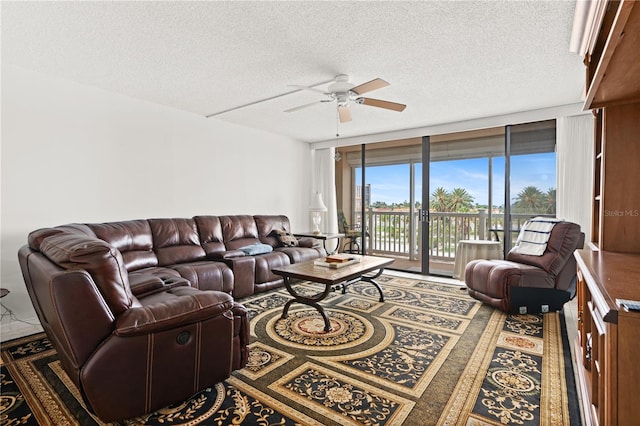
[452,240,502,280]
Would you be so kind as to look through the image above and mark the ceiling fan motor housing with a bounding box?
[328,74,355,95]
[336,93,350,106]
[284,74,405,122]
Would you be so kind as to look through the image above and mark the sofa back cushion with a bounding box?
[254,215,292,247]
[219,215,261,250]
[148,218,205,266]
[507,221,581,275]
[38,232,134,315]
[88,220,158,272]
[193,215,226,255]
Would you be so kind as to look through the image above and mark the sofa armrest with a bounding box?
[297,237,317,248]
[207,250,246,260]
[114,288,234,336]
[38,232,133,315]
[230,302,250,369]
[221,256,256,299]
[231,302,250,346]
[49,270,115,368]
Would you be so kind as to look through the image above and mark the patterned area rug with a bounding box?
[0,275,580,425]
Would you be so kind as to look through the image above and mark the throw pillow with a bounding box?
[274,230,299,247]
[511,216,561,256]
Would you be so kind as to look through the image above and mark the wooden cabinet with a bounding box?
[590,103,640,252]
[584,0,640,109]
[575,2,640,424]
[585,0,640,252]
[575,250,640,425]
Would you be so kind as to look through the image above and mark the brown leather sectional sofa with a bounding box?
[17,214,326,422]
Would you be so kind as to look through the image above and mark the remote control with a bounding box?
[617,299,640,312]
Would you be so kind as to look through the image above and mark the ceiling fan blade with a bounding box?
[350,78,389,95]
[287,85,329,95]
[284,101,324,113]
[358,97,406,112]
[338,105,352,123]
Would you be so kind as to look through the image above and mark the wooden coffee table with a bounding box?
[271,255,394,332]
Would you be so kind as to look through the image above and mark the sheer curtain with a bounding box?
[556,114,594,243]
[311,147,338,234]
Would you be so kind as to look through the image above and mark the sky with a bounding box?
[357,152,556,207]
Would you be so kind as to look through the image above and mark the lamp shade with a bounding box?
[309,192,327,212]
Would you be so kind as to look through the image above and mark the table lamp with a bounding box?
[309,192,327,235]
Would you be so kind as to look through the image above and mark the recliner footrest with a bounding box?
[509,287,571,314]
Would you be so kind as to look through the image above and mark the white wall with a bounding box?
[1,66,312,336]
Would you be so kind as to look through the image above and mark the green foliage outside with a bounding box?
[363,185,556,256]
[429,187,475,212]
[511,186,556,214]
[425,185,555,214]
[367,185,556,215]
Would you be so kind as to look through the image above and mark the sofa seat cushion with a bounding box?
[254,280,286,294]
[171,261,234,294]
[276,247,325,263]
[129,267,181,280]
[128,273,190,298]
[466,259,554,298]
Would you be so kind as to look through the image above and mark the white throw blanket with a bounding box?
[511,216,561,256]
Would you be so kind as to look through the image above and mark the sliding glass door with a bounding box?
[361,141,423,271]
[427,130,505,275]
[334,119,556,277]
[504,121,557,251]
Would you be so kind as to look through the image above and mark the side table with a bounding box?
[453,240,502,280]
[0,288,11,322]
[294,232,344,254]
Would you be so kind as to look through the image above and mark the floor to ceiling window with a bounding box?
[334,120,556,276]
[503,120,557,252]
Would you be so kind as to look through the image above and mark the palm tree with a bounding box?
[430,187,449,212]
[449,188,474,212]
[513,186,544,213]
[543,188,556,214]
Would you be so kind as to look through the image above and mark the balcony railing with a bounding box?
[354,209,548,261]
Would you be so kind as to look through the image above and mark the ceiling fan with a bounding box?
[285,74,406,123]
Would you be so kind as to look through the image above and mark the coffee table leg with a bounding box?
[309,301,331,332]
[333,268,386,302]
[360,268,385,302]
[281,298,295,319]
[281,276,333,332]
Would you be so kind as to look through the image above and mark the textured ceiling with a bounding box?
[1,1,585,143]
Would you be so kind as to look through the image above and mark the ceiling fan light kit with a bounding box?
[285,74,406,123]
